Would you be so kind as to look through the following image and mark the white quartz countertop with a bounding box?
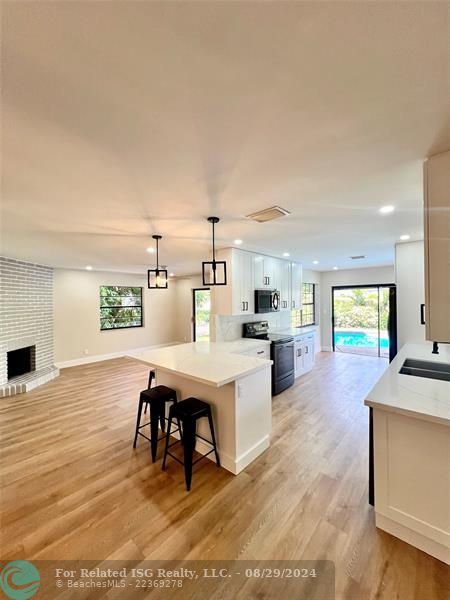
[364,343,450,426]
[271,326,317,338]
[128,340,272,387]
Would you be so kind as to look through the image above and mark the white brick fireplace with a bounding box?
[0,257,59,396]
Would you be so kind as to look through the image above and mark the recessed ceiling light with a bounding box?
[146,247,155,253]
[283,252,290,257]
[333,266,339,270]
[313,260,319,265]
[400,234,410,241]
[86,265,92,271]
[169,272,175,277]
[234,239,243,245]
[379,205,394,214]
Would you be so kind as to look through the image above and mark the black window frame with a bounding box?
[292,282,317,328]
[99,286,144,331]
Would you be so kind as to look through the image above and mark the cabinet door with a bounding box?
[303,340,314,372]
[232,249,254,315]
[264,256,276,288]
[279,260,291,311]
[294,342,304,377]
[291,262,303,309]
[253,255,265,288]
[240,251,254,314]
[424,151,450,342]
[268,257,282,291]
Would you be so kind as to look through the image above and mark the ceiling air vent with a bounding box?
[350,255,366,260]
[246,206,290,223]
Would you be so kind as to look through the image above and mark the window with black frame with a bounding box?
[291,283,317,328]
[100,286,143,330]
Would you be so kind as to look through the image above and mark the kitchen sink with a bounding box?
[399,358,450,382]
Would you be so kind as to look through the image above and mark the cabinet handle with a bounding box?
[257,350,264,355]
[292,300,295,308]
[305,346,308,354]
[420,303,425,325]
[297,348,302,357]
[245,301,248,311]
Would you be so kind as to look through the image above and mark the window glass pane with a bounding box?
[293,282,316,327]
[100,286,143,330]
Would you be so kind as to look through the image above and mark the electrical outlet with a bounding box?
[84,349,89,355]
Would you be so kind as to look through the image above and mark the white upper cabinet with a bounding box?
[233,249,254,315]
[279,260,291,311]
[290,262,302,310]
[211,248,302,317]
[253,255,277,289]
[424,151,450,343]
[211,248,254,316]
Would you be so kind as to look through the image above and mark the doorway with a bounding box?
[332,284,396,359]
[192,288,211,342]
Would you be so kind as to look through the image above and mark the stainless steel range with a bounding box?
[243,321,295,395]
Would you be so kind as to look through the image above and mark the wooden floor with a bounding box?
[0,352,446,599]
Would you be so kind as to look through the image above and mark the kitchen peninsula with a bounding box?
[365,342,450,564]
[130,340,272,474]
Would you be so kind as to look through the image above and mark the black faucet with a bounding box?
[432,341,439,354]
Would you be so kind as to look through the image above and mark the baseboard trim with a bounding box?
[55,342,181,369]
[321,346,333,352]
[376,513,450,565]
[169,431,270,475]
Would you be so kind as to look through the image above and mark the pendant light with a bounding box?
[147,235,168,289]
[202,216,227,286]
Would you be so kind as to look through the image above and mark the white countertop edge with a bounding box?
[130,355,273,387]
[364,342,450,426]
[364,398,449,427]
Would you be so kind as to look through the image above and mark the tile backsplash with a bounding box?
[212,312,292,342]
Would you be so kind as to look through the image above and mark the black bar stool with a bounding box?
[162,397,220,491]
[133,385,180,462]
[143,370,156,416]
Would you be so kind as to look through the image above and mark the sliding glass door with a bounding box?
[332,285,395,359]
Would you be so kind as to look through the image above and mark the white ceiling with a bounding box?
[1,2,449,274]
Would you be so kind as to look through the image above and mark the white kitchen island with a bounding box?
[365,343,450,564]
[130,340,272,474]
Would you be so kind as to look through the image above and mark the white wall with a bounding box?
[320,265,395,350]
[54,269,177,365]
[172,274,204,343]
[395,241,426,348]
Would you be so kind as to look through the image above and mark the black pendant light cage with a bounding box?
[202,216,227,286]
[147,235,168,289]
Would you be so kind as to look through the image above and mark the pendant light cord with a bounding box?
[156,237,159,271]
[212,219,216,265]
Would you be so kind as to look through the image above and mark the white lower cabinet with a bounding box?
[239,346,270,360]
[294,333,315,378]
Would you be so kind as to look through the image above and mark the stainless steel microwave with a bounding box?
[255,289,280,313]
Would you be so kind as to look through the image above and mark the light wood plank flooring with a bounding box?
[0,352,447,599]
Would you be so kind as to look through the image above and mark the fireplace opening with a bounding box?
[7,346,36,380]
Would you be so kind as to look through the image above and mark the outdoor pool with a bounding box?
[334,330,389,349]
